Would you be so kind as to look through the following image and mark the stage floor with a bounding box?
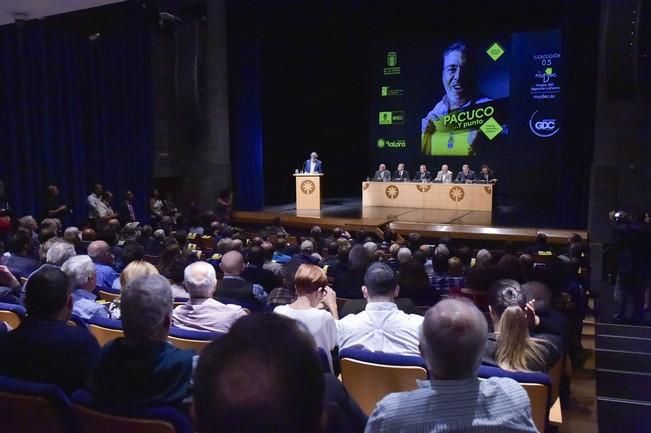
[264,198,493,225]
[234,198,587,245]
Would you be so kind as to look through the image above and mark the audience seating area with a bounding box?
[0,208,592,433]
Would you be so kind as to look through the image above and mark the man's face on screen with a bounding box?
[442,50,469,108]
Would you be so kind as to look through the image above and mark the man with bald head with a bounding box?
[434,164,453,183]
[365,299,537,433]
[87,240,119,290]
[217,251,267,310]
[372,163,391,182]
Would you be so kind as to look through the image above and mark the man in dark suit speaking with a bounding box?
[302,152,323,174]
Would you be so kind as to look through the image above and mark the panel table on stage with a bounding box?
[361,181,493,211]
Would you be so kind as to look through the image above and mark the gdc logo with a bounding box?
[529,110,559,138]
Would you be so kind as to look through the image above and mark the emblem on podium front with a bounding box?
[363,182,370,191]
[416,184,431,193]
[484,186,492,195]
[301,180,316,195]
[449,186,465,202]
[385,185,399,199]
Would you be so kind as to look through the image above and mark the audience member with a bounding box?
[267,259,300,308]
[398,258,438,305]
[365,298,538,432]
[242,245,278,293]
[328,244,368,299]
[0,265,21,304]
[4,230,40,278]
[486,279,560,372]
[217,250,268,309]
[195,314,366,433]
[274,264,339,368]
[338,263,423,356]
[261,241,283,279]
[45,241,76,267]
[0,266,100,394]
[87,240,119,289]
[172,261,247,333]
[62,255,109,320]
[87,275,195,407]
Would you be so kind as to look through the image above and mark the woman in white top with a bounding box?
[274,263,339,369]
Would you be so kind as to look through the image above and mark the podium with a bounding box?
[294,173,323,210]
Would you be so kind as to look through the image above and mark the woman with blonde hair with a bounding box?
[274,263,338,370]
[120,260,159,288]
[108,260,160,319]
[485,279,559,372]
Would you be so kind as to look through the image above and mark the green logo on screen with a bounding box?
[381,86,404,96]
[379,111,405,125]
[377,138,386,148]
[480,117,503,140]
[486,42,505,61]
[383,51,401,75]
[386,52,397,67]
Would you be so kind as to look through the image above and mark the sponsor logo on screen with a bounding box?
[530,52,561,100]
[529,110,559,138]
[381,86,404,96]
[379,111,405,125]
[486,42,505,61]
[383,51,401,75]
[376,138,406,148]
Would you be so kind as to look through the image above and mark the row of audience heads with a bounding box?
[22,258,539,433]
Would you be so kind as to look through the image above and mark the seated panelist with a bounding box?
[477,164,498,184]
[393,163,410,182]
[372,164,391,182]
[455,164,476,184]
[413,164,432,182]
[434,164,453,183]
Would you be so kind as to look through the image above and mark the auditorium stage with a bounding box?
[233,198,587,245]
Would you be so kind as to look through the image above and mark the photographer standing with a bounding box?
[610,210,651,324]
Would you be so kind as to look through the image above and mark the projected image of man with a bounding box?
[421,42,491,156]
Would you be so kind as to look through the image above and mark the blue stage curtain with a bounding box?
[0,4,153,225]
[227,2,264,211]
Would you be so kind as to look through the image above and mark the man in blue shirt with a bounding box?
[87,275,195,407]
[61,255,109,320]
[87,240,119,290]
[0,265,101,395]
[365,299,537,433]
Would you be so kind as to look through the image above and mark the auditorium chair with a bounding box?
[87,316,124,347]
[173,297,189,307]
[0,375,78,433]
[71,389,192,433]
[167,327,223,353]
[0,301,26,329]
[215,297,259,312]
[336,297,353,312]
[98,287,121,302]
[339,348,428,415]
[478,365,555,433]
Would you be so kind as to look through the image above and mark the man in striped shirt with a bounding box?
[365,299,538,433]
